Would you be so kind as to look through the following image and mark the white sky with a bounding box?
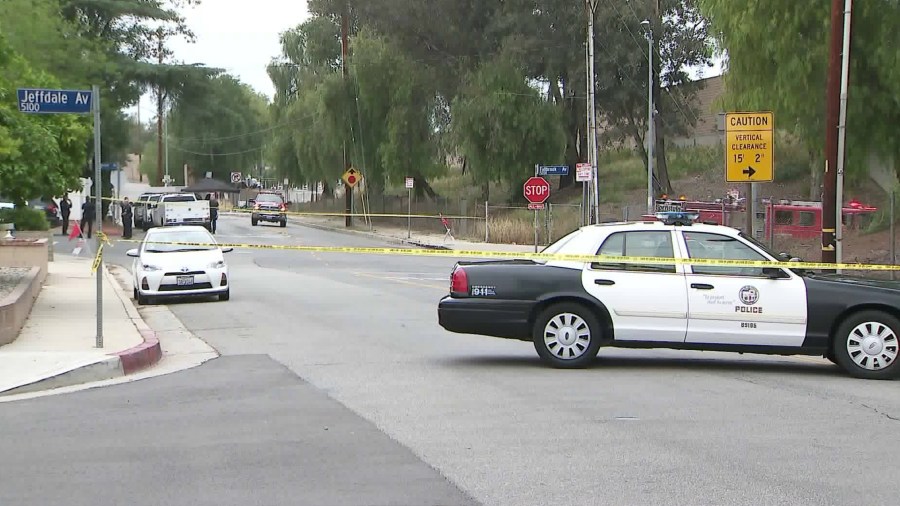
[126,0,310,118]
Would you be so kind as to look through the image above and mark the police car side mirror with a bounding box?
[762,267,788,279]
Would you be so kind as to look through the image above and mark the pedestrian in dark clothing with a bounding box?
[59,195,72,236]
[206,193,219,234]
[81,198,95,239]
[121,197,133,239]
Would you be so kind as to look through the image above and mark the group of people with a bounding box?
[55,193,220,240]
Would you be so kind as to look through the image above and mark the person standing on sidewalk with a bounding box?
[80,197,95,239]
[59,195,72,236]
[121,197,133,239]
[206,193,219,234]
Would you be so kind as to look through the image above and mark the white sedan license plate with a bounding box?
[176,275,194,286]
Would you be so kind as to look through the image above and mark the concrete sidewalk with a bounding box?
[0,256,162,396]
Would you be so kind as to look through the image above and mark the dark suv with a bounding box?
[251,192,287,227]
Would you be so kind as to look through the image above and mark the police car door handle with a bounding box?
[690,283,714,290]
[594,279,615,286]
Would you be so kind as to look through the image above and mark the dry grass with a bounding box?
[472,204,584,246]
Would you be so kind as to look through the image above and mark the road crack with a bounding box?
[861,403,900,421]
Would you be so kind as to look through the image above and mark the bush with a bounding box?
[0,207,49,231]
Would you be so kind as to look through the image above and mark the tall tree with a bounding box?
[592,0,713,195]
[59,0,219,172]
[164,75,269,183]
[699,0,900,193]
[0,34,92,205]
[452,57,567,202]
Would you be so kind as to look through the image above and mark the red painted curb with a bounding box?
[114,328,162,375]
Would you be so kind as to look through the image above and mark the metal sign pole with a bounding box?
[92,85,103,348]
[407,187,412,239]
[534,209,538,253]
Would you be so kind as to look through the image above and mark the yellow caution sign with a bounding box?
[342,167,362,188]
[725,111,774,183]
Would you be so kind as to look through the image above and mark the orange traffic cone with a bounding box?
[68,221,81,241]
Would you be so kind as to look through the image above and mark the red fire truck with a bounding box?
[644,195,878,241]
[763,199,878,239]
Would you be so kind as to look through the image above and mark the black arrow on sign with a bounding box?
[742,166,757,178]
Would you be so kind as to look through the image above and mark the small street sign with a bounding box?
[17,88,93,114]
[528,203,545,210]
[523,176,551,204]
[537,165,569,176]
[342,167,361,188]
[162,174,173,184]
[575,163,592,182]
[725,111,774,183]
[405,177,414,189]
[100,162,119,171]
[230,172,242,183]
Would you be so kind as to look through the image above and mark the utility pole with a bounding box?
[642,19,654,215]
[341,2,352,228]
[585,0,599,224]
[156,28,165,186]
[835,0,854,267]
[822,0,844,264]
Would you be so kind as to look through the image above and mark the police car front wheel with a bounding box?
[833,310,900,380]
[533,303,602,369]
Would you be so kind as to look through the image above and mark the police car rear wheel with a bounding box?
[533,303,602,369]
[833,310,900,380]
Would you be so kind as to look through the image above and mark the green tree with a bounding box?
[164,75,269,182]
[58,0,219,170]
[452,57,567,202]
[698,0,900,192]
[0,35,91,205]
[267,17,351,195]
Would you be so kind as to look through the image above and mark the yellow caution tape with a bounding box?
[91,243,103,274]
[113,238,900,271]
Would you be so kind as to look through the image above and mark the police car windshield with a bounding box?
[740,232,780,259]
[541,230,580,255]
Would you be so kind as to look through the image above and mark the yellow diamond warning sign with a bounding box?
[342,167,361,188]
[725,112,774,183]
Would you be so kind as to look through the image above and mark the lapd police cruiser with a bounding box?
[438,212,900,380]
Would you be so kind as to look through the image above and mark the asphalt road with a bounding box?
[27,215,900,505]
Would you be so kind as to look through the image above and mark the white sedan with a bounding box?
[127,226,232,305]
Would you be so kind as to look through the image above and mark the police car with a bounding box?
[437,212,900,380]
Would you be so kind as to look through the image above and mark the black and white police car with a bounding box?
[438,212,900,379]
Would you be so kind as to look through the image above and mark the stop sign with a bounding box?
[523,176,551,204]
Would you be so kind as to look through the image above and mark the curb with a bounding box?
[291,218,454,250]
[0,264,162,397]
[104,265,162,375]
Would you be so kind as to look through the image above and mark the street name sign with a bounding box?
[17,88,93,114]
[725,111,774,183]
[537,165,569,176]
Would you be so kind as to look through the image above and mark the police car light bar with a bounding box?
[655,211,700,226]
